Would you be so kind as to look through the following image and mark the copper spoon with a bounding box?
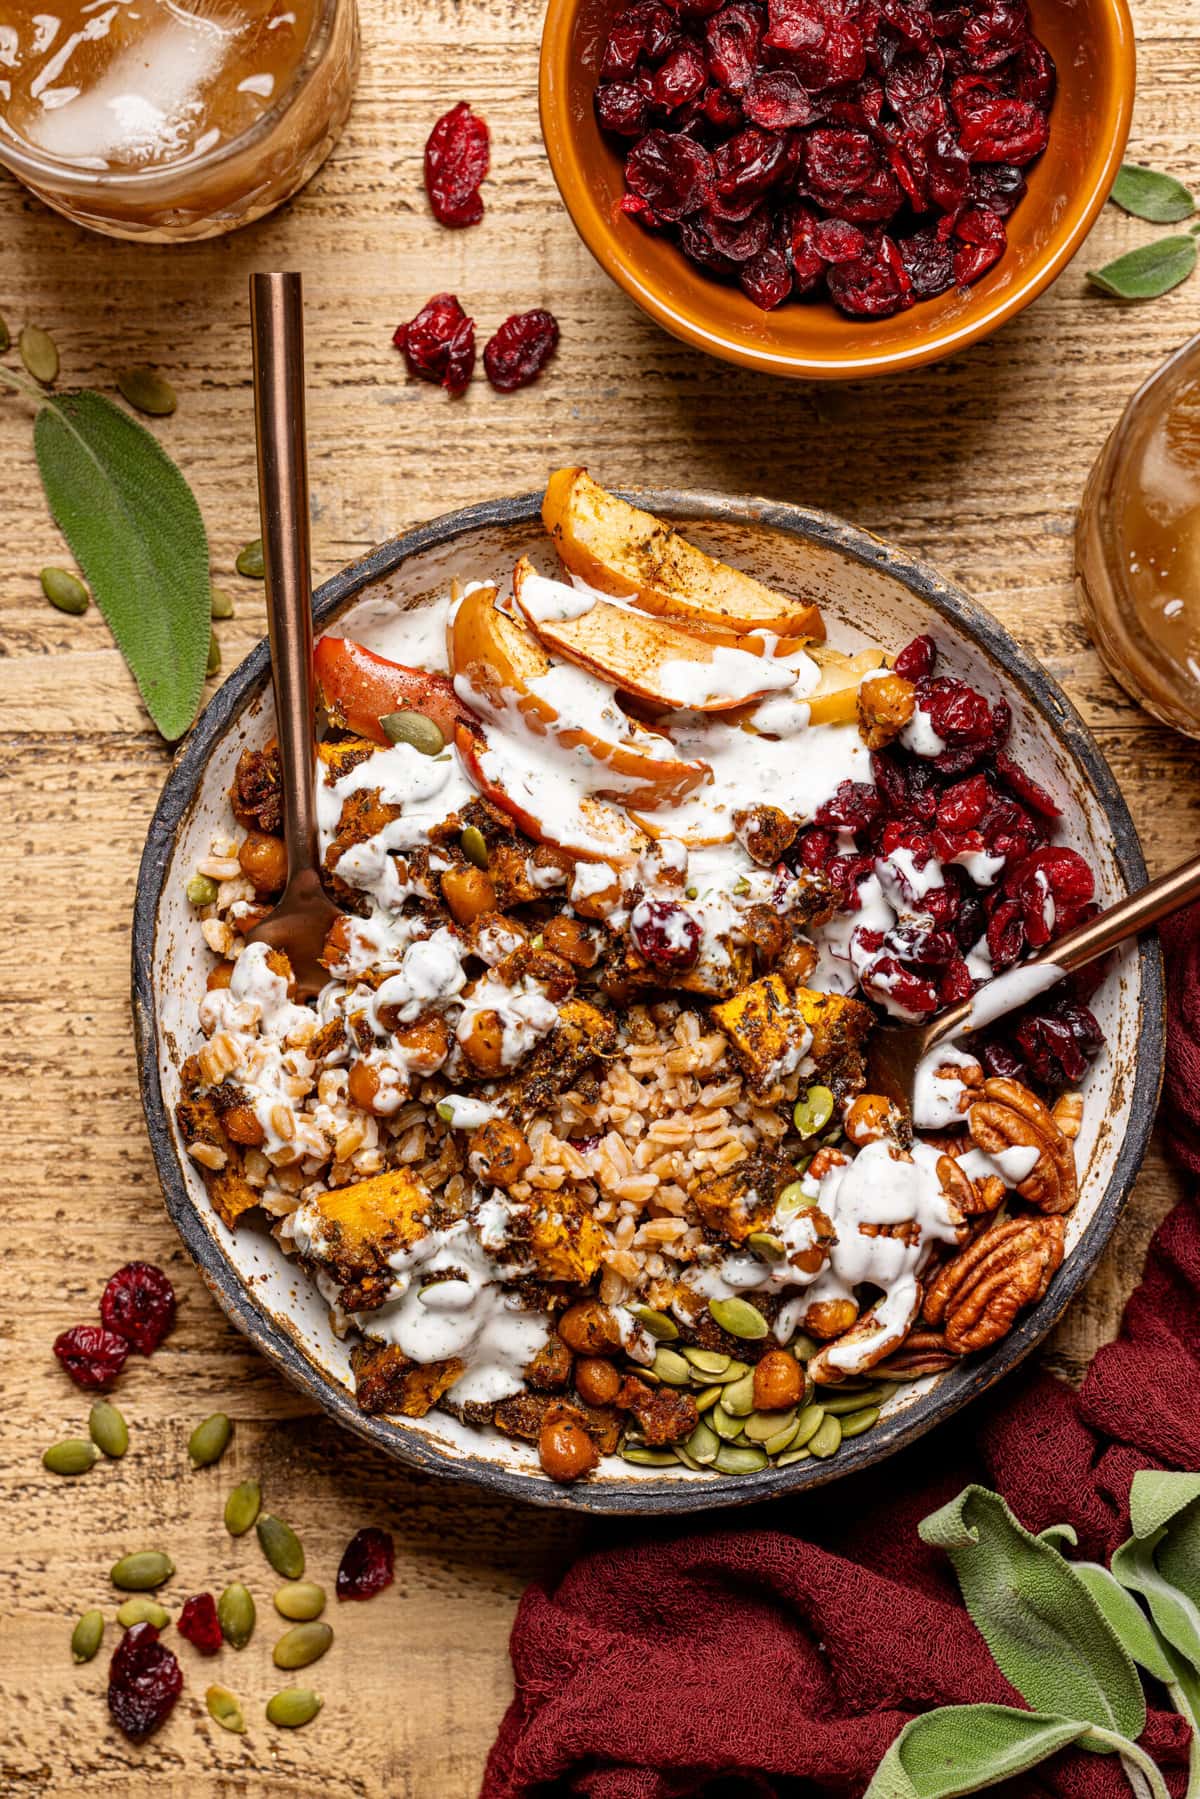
[867,850,1200,1111]
[243,271,342,998]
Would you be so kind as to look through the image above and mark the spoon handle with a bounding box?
[250,271,319,889]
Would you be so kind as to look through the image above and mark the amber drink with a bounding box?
[0,0,358,239]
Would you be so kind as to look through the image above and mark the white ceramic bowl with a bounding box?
[134,490,1163,1513]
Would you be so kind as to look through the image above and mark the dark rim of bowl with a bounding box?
[132,488,1164,1514]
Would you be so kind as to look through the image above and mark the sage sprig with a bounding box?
[1112,164,1197,225]
[1088,236,1197,301]
[867,1706,1093,1799]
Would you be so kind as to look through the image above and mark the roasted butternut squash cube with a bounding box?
[692,1151,785,1243]
[711,977,872,1095]
[302,1167,432,1284]
[351,1341,464,1417]
[528,1191,608,1284]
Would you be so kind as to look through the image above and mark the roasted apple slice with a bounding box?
[542,467,825,640]
[456,724,646,863]
[315,635,475,746]
[803,647,887,727]
[449,581,711,808]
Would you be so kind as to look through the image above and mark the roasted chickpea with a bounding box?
[347,1061,384,1113]
[238,830,288,895]
[844,1093,903,1147]
[805,1297,859,1340]
[458,1008,508,1077]
[223,1104,265,1148]
[392,1014,450,1075]
[442,863,497,927]
[753,1349,804,1412]
[468,1117,532,1188]
[570,869,623,921]
[777,939,819,988]
[574,1356,621,1408]
[206,961,235,991]
[543,914,601,969]
[856,670,916,750]
[538,1414,599,1483]
[557,1299,620,1355]
[526,1335,573,1392]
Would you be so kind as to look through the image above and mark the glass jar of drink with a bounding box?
[0,0,358,240]
[1077,332,1200,739]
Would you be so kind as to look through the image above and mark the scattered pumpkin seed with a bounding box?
[620,1444,677,1467]
[651,1347,691,1387]
[709,1405,746,1443]
[460,824,489,869]
[267,1687,323,1729]
[685,1419,720,1465]
[808,1414,843,1459]
[720,1370,757,1417]
[0,310,8,353]
[379,710,445,755]
[71,1609,104,1663]
[210,585,235,619]
[224,1478,262,1537]
[708,1296,769,1340]
[186,872,219,907]
[819,1384,891,1416]
[236,537,265,578]
[672,1445,704,1471]
[790,1333,819,1362]
[40,565,89,614]
[89,1399,129,1459]
[776,1180,814,1217]
[792,1084,835,1138]
[257,1513,305,1580]
[628,1304,678,1341]
[44,1439,97,1477]
[840,1405,882,1439]
[206,631,221,677]
[188,1411,232,1467]
[117,1597,170,1629]
[217,1582,256,1649]
[274,1582,326,1622]
[776,1447,811,1466]
[707,1358,750,1385]
[20,323,59,384]
[746,1231,786,1261]
[791,1404,826,1449]
[694,1385,722,1413]
[743,1408,796,1444]
[117,366,177,417]
[763,1419,801,1457]
[206,1684,247,1734]
[684,883,698,898]
[681,1347,730,1377]
[273,1622,333,1670]
[714,1443,768,1475]
[111,1550,174,1590]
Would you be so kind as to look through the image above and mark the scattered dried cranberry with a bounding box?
[178,1593,223,1655]
[994,750,1061,819]
[424,101,489,228]
[893,635,937,682]
[337,1527,396,1600]
[100,1262,176,1355]
[393,295,476,396]
[54,1323,129,1389]
[108,1623,183,1741]
[630,898,702,970]
[483,310,560,393]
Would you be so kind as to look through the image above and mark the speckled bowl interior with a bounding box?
[134,490,1163,1514]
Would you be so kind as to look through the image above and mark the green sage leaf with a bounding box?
[1112,1531,1200,1673]
[919,1487,1146,1746]
[1129,1470,1200,1543]
[1112,164,1196,224]
[1037,1524,1079,1553]
[1071,1562,1175,1684]
[865,1706,1092,1799]
[1087,236,1197,300]
[32,390,210,740]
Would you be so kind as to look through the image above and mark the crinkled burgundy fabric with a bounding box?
[482,905,1200,1799]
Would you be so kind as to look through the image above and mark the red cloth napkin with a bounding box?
[482,906,1200,1799]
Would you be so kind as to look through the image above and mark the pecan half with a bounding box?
[922,1213,1065,1354]
[937,1153,1004,1219]
[874,1328,959,1378]
[967,1076,1077,1215]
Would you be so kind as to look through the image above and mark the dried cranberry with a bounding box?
[597,81,653,135]
[796,825,836,869]
[952,85,1049,164]
[702,84,745,127]
[739,238,794,308]
[742,69,819,127]
[971,160,1027,215]
[887,922,957,965]
[884,46,944,115]
[483,310,560,393]
[702,201,772,259]
[626,129,715,218]
[1009,36,1055,105]
[827,238,913,317]
[765,0,866,87]
[937,772,991,833]
[981,1038,1027,1081]
[713,127,787,199]
[939,956,975,1004]
[54,1323,129,1389]
[424,102,490,228]
[960,0,1030,70]
[704,3,764,92]
[679,218,741,271]
[898,225,955,298]
[925,125,972,210]
[393,295,476,397]
[108,1623,183,1741]
[631,898,703,969]
[985,896,1025,970]
[178,1593,223,1655]
[337,1526,396,1600]
[812,216,867,261]
[100,1262,176,1356]
[894,634,937,681]
[994,750,1061,819]
[953,205,1007,285]
[652,42,708,107]
[816,779,882,832]
[603,1,680,73]
[863,955,940,1016]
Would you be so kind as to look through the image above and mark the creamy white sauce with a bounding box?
[962,961,1066,1031]
[912,1043,982,1129]
[440,1094,500,1129]
[901,705,946,758]
[515,572,599,624]
[956,1143,1041,1187]
[455,972,559,1068]
[654,645,797,708]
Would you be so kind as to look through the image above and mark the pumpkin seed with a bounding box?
[117,366,177,417]
[808,1414,843,1459]
[217,1582,256,1649]
[236,537,265,578]
[840,1405,881,1439]
[210,585,235,619]
[0,311,8,353]
[186,872,219,906]
[763,1419,801,1457]
[44,1439,97,1476]
[776,1180,814,1217]
[651,1347,691,1387]
[628,1303,678,1340]
[793,1084,835,1138]
[694,1385,722,1413]
[89,1399,129,1459]
[789,1332,819,1362]
[460,824,489,870]
[71,1609,104,1663]
[818,1384,891,1416]
[379,710,445,756]
[267,1686,323,1729]
[707,1358,750,1385]
[776,1447,811,1466]
[709,1405,746,1443]
[111,1550,174,1590]
[672,1445,704,1471]
[791,1404,826,1449]
[257,1512,305,1580]
[273,1621,333,1670]
[189,1411,232,1467]
[224,1478,261,1537]
[620,1443,677,1466]
[685,1419,720,1465]
[681,1347,730,1377]
[707,1296,768,1340]
[743,1407,796,1444]
[720,1370,757,1417]
[20,324,59,384]
[714,1443,768,1475]
[40,566,90,614]
[117,1597,170,1629]
[206,631,221,677]
[274,1582,326,1622]
[206,1684,247,1734]
[745,1230,786,1261]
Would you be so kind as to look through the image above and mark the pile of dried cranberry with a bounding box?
[793,634,1105,1089]
[594,0,1054,315]
[54,1261,176,1389]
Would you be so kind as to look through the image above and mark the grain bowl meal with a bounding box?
[175,470,1101,1484]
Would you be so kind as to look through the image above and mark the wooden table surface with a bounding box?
[3,0,1199,1791]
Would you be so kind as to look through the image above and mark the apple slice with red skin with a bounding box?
[455,724,645,864]
[314,635,475,747]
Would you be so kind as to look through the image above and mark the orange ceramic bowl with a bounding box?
[540,0,1135,379]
